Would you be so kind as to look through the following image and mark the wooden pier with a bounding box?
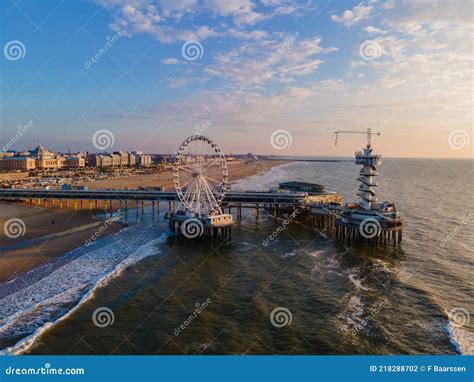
[167,212,232,241]
[0,189,403,247]
[335,219,403,247]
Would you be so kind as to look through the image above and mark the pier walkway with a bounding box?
[0,189,308,205]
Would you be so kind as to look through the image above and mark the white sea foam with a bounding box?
[0,226,169,354]
[231,162,293,191]
[347,268,371,290]
[446,322,474,355]
[338,295,365,333]
[308,250,325,259]
[372,259,393,274]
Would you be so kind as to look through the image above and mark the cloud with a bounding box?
[331,2,373,26]
[161,58,180,65]
[380,0,396,10]
[365,25,387,34]
[93,0,471,157]
[284,87,314,99]
[102,1,219,43]
[203,0,264,25]
[98,0,310,43]
[202,35,336,86]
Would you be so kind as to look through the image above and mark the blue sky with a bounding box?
[0,0,472,157]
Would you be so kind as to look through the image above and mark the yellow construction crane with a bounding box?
[334,128,381,146]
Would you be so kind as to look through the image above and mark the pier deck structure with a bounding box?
[0,189,311,223]
[0,188,401,246]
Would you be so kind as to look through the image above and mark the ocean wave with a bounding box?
[347,268,372,291]
[338,295,366,334]
[231,162,293,191]
[371,259,393,275]
[446,322,474,355]
[307,250,325,259]
[308,250,343,275]
[0,226,169,354]
[280,251,297,258]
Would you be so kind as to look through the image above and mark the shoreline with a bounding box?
[0,159,290,283]
[0,203,124,283]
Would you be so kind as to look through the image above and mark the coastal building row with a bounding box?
[86,151,152,168]
[0,145,153,172]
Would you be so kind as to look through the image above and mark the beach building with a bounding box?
[0,156,36,171]
[276,181,342,205]
[0,144,85,172]
[64,156,86,168]
[136,153,152,167]
[278,181,326,194]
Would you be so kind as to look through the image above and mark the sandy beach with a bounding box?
[0,159,289,283]
[81,159,289,190]
[0,203,123,282]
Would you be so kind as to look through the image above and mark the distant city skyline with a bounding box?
[1,0,472,158]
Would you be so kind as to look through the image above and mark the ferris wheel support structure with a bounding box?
[172,135,233,226]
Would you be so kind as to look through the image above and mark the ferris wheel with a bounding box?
[173,135,229,217]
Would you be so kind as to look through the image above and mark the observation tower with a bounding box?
[334,129,403,246]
